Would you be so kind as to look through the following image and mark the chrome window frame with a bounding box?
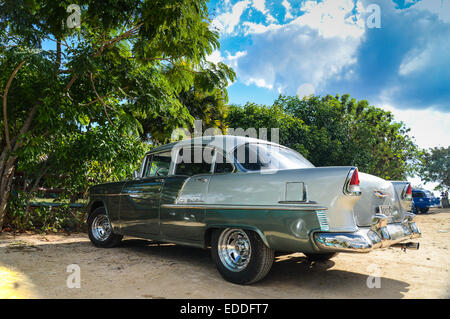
[138,151,172,179]
[171,145,216,177]
[228,142,314,173]
[212,149,236,175]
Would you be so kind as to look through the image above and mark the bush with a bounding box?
[3,191,87,233]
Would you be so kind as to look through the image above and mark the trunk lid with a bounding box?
[353,172,404,226]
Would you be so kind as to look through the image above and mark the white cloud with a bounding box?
[391,102,450,192]
[206,49,247,71]
[383,105,450,149]
[251,0,267,14]
[296,83,315,98]
[399,48,430,76]
[234,0,365,93]
[282,0,294,20]
[251,0,276,23]
[246,77,274,89]
[242,21,281,35]
[292,0,365,39]
[211,0,251,35]
[206,50,224,64]
[412,0,450,23]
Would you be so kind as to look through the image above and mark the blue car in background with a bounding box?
[412,189,439,214]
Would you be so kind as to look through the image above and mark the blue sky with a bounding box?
[206,0,450,154]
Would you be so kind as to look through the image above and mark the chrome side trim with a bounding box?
[278,200,318,204]
[90,193,123,197]
[316,210,330,231]
[161,204,327,211]
[91,192,152,197]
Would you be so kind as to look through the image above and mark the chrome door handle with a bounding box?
[196,177,208,183]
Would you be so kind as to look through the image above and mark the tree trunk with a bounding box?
[0,159,15,228]
[24,166,48,212]
[0,100,41,228]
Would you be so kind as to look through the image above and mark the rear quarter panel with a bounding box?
[203,167,361,252]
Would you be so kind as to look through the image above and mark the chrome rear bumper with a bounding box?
[313,213,421,253]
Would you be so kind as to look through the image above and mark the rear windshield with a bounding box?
[232,143,314,172]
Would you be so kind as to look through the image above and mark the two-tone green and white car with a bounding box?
[87,135,421,284]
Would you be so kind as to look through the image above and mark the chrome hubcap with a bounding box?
[91,214,112,241]
[218,229,251,272]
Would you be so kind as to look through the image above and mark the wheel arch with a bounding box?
[88,199,109,218]
[204,225,270,249]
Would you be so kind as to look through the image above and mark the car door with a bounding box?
[160,145,214,242]
[119,151,171,236]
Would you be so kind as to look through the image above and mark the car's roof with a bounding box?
[147,135,281,155]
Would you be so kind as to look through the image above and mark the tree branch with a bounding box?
[64,23,144,93]
[89,73,114,125]
[3,60,26,152]
[94,23,143,57]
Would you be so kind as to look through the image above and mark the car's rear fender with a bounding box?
[205,166,361,233]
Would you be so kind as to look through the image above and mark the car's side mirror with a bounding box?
[132,170,140,179]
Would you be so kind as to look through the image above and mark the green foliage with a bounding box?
[227,103,310,157]
[227,94,419,180]
[5,191,87,232]
[417,146,449,191]
[0,0,234,230]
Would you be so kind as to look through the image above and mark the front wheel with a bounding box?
[87,207,123,248]
[420,207,429,214]
[211,228,274,285]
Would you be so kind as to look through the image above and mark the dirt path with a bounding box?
[1,208,449,299]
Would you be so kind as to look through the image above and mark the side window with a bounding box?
[214,152,234,174]
[144,152,171,177]
[412,192,424,198]
[233,143,265,171]
[174,147,213,176]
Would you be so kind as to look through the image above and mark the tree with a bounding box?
[0,0,234,227]
[417,146,449,191]
[227,94,418,180]
[138,61,235,144]
[227,103,310,157]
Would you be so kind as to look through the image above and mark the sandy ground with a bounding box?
[0,207,449,299]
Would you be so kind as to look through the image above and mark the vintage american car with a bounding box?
[411,189,439,214]
[86,135,421,284]
[390,181,413,213]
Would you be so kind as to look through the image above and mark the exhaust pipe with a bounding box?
[392,242,420,250]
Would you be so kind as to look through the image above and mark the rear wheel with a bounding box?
[88,207,123,248]
[304,252,339,261]
[211,228,274,285]
[420,207,429,214]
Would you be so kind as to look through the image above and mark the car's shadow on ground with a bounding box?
[264,254,409,298]
[0,237,410,298]
[118,239,409,298]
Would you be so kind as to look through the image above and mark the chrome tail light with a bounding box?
[403,184,412,200]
